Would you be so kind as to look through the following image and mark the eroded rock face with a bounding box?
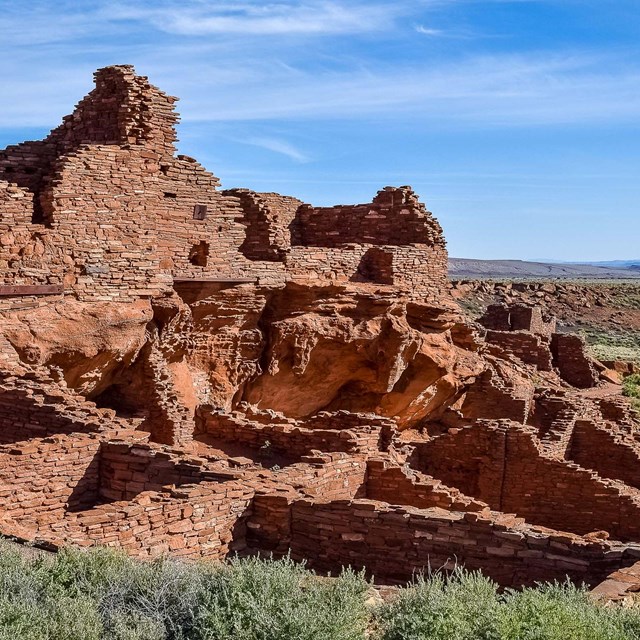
[241,284,487,426]
[1,299,152,395]
[1,65,639,591]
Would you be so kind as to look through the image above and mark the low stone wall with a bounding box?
[196,410,385,458]
[62,481,254,558]
[414,421,640,541]
[479,304,556,337]
[0,433,102,526]
[411,423,507,507]
[502,426,640,541]
[98,441,230,502]
[551,333,599,388]
[0,379,107,444]
[568,420,640,491]
[485,330,553,371]
[288,499,640,587]
[366,458,488,512]
[293,187,445,249]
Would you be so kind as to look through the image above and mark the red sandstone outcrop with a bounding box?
[1,66,639,590]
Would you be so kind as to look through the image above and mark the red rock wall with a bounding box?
[0,379,107,444]
[485,330,553,370]
[418,422,640,541]
[227,189,302,261]
[62,481,254,558]
[0,67,452,308]
[293,186,444,248]
[98,441,222,502]
[501,427,640,541]
[365,458,488,511]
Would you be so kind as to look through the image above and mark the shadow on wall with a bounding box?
[351,248,394,285]
[66,453,101,512]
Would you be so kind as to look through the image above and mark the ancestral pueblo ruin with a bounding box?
[2,65,640,595]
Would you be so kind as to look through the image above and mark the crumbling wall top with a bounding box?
[45,65,180,156]
[293,186,446,249]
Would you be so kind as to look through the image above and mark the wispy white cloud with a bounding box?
[415,24,443,35]
[111,1,400,36]
[3,49,640,131]
[244,136,311,162]
[168,52,640,127]
[1,0,640,134]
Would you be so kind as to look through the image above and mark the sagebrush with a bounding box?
[1,541,640,639]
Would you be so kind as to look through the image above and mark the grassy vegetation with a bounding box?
[576,327,640,364]
[623,374,640,411]
[1,542,640,639]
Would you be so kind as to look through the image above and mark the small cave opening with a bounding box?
[92,384,148,419]
[188,241,209,267]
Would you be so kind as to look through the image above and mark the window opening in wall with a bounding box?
[189,241,209,267]
[164,192,177,198]
[193,204,207,220]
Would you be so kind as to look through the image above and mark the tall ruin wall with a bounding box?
[0,65,450,309]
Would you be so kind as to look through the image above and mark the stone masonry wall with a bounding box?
[485,330,553,371]
[62,481,254,558]
[0,433,102,528]
[293,186,445,248]
[551,333,600,388]
[365,458,488,512]
[568,420,640,491]
[196,410,384,459]
[417,421,640,541]
[98,441,227,502]
[227,189,302,261]
[0,377,111,444]
[287,499,640,587]
[0,66,452,306]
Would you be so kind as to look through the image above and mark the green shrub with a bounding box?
[497,581,640,640]
[374,569,501,640]
[375,571,640,640]
[2,541,640,640]
[0,541,369,640]
[623,374,640,399]
[194,555,368,640]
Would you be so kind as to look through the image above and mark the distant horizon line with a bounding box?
[450,257,640,265]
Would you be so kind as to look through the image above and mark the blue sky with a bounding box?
[1,0,639,260]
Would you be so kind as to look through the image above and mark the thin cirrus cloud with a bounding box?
[107,1,403,36]
[243,137,311,163]
[1,0,640,134]
[2,50,640,131]
[173,53,640,127]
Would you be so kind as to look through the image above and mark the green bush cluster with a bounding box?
[377,570,640,640]
[1,541,640,639]
[623,374,640,411]
[623,374,640,399]
[0,542,367,640]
